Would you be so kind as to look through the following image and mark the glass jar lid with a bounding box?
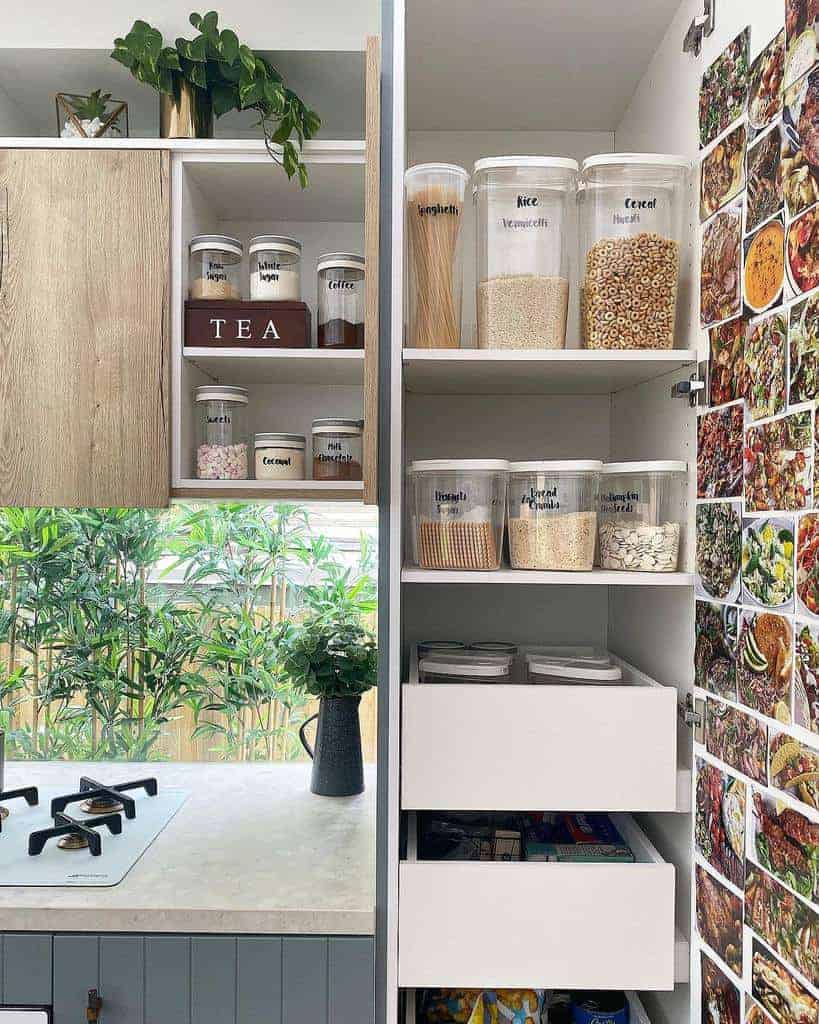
[312,417,364,435]
[410,459,510,473]
[194,385,248,404]
[581,153,690,185]
[601,461,687,474]
[248,235,302,257]
[317,252,365,274]
[508,460,603,473]
[189,234,243,257]
[254,432,306,449]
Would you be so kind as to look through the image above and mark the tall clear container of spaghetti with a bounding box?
[405,163,469,348]
[580,154,688,349]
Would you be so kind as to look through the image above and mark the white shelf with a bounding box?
[183,348,365,389]
[171,479,364,501]
[402,566,695,586]
[403,348,697,395]
[0,138,365,156]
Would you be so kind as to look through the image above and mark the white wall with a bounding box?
[0,82,27,135]
[2,0,379,51]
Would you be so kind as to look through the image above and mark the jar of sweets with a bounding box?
[195,385,249,480]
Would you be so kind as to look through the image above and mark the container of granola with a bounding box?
[598,461,687,571]
[579,154,689,349]
[507,461,601,571]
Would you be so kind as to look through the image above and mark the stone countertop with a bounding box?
[0,761,375,935]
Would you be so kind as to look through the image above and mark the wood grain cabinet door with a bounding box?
[0,149,170,507]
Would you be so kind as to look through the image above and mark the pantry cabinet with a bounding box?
[0,148,170,507]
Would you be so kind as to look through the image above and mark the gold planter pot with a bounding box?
[159,80,213,139]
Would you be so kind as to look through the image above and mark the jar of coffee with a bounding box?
[316,253,365,348]
[312,418,363,480]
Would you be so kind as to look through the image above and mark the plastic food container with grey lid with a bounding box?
[254,433,306,480]
[189,234,243,300]
[249,235,302,301]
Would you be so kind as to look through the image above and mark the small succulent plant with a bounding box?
[67,89,115,123]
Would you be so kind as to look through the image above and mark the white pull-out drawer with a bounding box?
[401,656,677,812]
[398,814,675,991]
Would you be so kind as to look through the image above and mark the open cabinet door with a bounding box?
[620,2,819,1024]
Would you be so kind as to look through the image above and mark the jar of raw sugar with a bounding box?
[254,433,306,480]
[195,386,249,480]
[473,156,578,350]
[507,461,602,571]
[188,235,243,300]
[598,461,686,571]
[249,236,302,301]
[317,253,365,348]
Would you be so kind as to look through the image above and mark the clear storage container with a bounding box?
[473,156,578,350]
[419,651,513,684]
[249,236,302,301]
[317,253,365,348]
[598,460,686,571]
[253,433,306,481]
[507,461,602,571]
[580,154,689,350]
[312,418,364,480]
[189,235,243,300]
[526,654,623,685]
[525,644,613,667]
[418,640,467,657]
[470,641,519,656]
[195,385,249,480]
[410,460,509,571]
[405,163,469,349]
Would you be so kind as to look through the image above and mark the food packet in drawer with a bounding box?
[417,990,486,1024]
[484,990,546,1024]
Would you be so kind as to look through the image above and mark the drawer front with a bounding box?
[398,860,675,990]
[401,684,678,811]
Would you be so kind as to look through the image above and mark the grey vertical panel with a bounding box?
[329,938,374,1024]
[99,935,144,1024]
[237,937,282,1024]
[2,934,52,1005]
[53,935,99,1024]
[145,935,190,1024]
[191,936,236,1024]
[282,937,328,1024]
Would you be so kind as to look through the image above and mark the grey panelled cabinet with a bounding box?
[0,149,170,507]
[0,933,375,1024]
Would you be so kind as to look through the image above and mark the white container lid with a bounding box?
[254,432,306,449]
[194,385,248,404]
[405,162,470,182]
[527,657,623,683]
[248,235,302,257]
[526,645,612,666]
[312,417,364,436]
[189,234,243,257]
[582,153,690,172]
[420,654,512,678]
[473,155,579,173]
[601,461,687,474]
[317,252,365,274]
[508,460,603,473]
[410,459,510,473]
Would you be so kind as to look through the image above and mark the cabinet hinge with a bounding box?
[670,373,705,406]
[683,0,716,56]
[679,694,705,742]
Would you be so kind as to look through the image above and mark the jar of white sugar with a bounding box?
[254,433,306,480]
[249,236,302,301]
[598,461,686,571]
[189,235,243,300]
[473,157,578,350]
[507,461,601,571]
[195,385,249,480]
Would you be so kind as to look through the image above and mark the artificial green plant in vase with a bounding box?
[278,619,377,796]
[112,11,320,185]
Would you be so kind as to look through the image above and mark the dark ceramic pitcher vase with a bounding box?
[299,696,364,797]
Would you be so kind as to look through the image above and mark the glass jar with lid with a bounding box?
[249,236,302,301]
[317,253,365,348]
[598,460,687,571]
[195,385,249,480]
[473,156,578,350]
[579,154,689,349]
[254,433,306,481]
[312,418,364,480]
[189,235,243,300]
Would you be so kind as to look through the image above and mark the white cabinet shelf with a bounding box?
[403,348,697,395]
[183,348,365,388]
[171,479,364,501]
[401,566,695,586]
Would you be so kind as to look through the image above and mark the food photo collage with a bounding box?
[695,9,819,1024]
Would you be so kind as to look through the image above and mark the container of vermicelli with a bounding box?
[409,460,509,570]
[405,163,469,348]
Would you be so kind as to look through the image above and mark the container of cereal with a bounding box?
[195,385,249,480]
[249,236,302,301]
[405,163,470,349]
[312,418,364,480]
[473,156,578,350]
[254,433,306,481]
[317,253,365,348]
[580,154,689,349]
[419,651,513,684]
[189,235,243,300]
[410,460,509,570]
[507,461,602,571]
[598,461,686,571]
[526,655,623,685]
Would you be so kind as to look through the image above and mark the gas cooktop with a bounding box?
[0,776,187,887]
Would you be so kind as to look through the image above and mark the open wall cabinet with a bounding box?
[378,2,817,1024]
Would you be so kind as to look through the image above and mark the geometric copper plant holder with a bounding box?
[55,93,130,138]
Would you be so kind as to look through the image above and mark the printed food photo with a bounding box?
[696,863,744,976]
[709,317,747,405]
[744,413,812,514]
[737,611,793,722]
[794,621,819,733]
[696,601,739,699]
[696,758,747,888]
[742,518,796,612]
[700,28,750,148]
[796,513,819,617]
[744,1000,769,1024]
[752,791,819,907]
[744,219,786,315]
[782,68,819,216]
[702,204,743,325]
[747,124,784,234]
[787,202,819,293]
[697,502,743,600]
[698,405,744,497]
[751,938,819,1024]
[706,697,769,784]
[745,863,819,987]
[786,0,819,86]
[701,123,747,221]
[788,292,819,402]
[749,30,786,134]
[701,949,741,1024]
[744,310,787,420]
[769,729,819,811]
